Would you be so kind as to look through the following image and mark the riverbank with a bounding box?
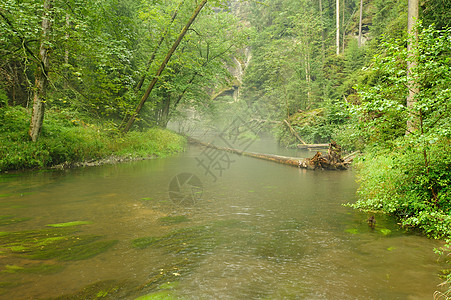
[0,106,186,172]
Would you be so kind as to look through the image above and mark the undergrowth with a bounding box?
[350,139,451,240]
[0,106,186,172]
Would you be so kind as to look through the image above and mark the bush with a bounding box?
[351,138,451,239]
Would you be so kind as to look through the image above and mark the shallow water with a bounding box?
[0,140,447,299]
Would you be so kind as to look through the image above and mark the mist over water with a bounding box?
[0,140,446,299]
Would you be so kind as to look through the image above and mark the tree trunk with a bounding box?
[304,49,311,105]
[342,0,345,53]
[336,0,340,55]
[64,13,69,89]
[406,0,419,133]
[158,96,171,128]
[122,0,208,134]
[187,136,351,170]
[358,0,363,47]
[319,0,325,62]
[284,119,307,145]
[173,72,198,109]
[29,0,52,142]
[135,0,184,92]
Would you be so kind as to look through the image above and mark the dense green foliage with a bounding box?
[239,0,451,251]
[0,106,185,171]
[0,0,245,147]
[277,100,350,146]
[348,25,451,240]
[0,0,243,171]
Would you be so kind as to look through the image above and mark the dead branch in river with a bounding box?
[283,119,307,145]
[297,143,330,150]
[187,137,353,170]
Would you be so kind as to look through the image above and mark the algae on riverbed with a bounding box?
[0,227,117,261]
[46,220,93,228]
[50,279,131,300]
[131,225,217,255]
[0,215,31,226]
[1,263,64,274]
[131,222,237,293]
[132,236,161,249]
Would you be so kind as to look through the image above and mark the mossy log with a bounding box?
[187,137,352,170]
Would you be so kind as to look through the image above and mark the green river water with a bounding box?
[0,140,447,299]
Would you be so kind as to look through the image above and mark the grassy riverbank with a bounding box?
[0,106,186,172]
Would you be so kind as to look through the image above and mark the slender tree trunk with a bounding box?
[160,96,171,128]
[358,0,363,47]
[187,136,351,170]
[122,0,208,133]
[406,0,419,133]
[319,0,325,62]
[342,0,345,53]
[336,0,340,55]
[29,0,52,142]
[64,13,69,89]
[172,73,201,110]
[135,0,184,92]
[283,83,289,118]
[284,119,307,145]
[304,49,311,105]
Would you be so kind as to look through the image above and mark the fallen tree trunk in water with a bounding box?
[297,143,330,150]
[187,137,353,170]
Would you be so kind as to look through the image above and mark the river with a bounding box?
[0,139,446,299]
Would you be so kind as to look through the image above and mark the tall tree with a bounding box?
[318,0,325,62]
[342,0,345,53]
[336,0,340,55]
[122,0,208,133]
[29,0,52,142]
[406,0,419,133]
[134,0,185,92]
[358,0,363,47]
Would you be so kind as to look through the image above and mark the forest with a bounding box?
[0,0,451,298]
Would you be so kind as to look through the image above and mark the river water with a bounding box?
[0,140,447,299]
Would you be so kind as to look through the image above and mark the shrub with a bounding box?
[351,138,451,239]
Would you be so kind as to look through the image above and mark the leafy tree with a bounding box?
[350,24,451,238]
[29,0,52,142]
